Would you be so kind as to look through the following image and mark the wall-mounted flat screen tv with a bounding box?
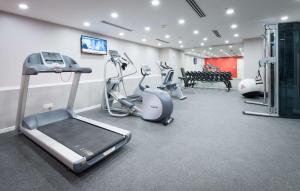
[81,35,107,55]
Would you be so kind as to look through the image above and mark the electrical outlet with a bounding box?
[43,103,53,111]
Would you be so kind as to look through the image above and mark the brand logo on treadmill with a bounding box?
[151,105,159,109]
[80,148,94,156]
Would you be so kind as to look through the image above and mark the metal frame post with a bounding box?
[67,72,81,111]
[15,75,30,132]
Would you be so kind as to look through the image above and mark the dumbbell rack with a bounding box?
[184,71,232,92]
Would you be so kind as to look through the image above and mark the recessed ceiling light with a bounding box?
[209,47,212,50]
[119,32,124,36]
[83,22,91,27]
[234,33,239,37]
[193,30,199,35]
[201,42,205,46]
[151,0,160,6]
[158,43,162,46]
[165,34,170,39]
[178,40,183,44]
[145,26,151,31]
[180,45,184,48]
[18,3,28,10]
[203,37,208,41]
[111,12,119,18]
[231,24,238,29]
[225,40,229,44]
[142,38,147,42]
[281,16,289,21]
[178,19,185,25]
[226,8,235,15]
[229,45,233,48]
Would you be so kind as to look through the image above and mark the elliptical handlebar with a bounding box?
[160,62,170,70]
[160,62,168,69]
[141,68,147,77]
[164,62,172,69]
[108,51,138,80]
[123,52,138,76]
[159,61,173,70]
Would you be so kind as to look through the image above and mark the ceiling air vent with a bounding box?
[156,39,170,44]
[212,30,222,38]
[101,21,133,32]
[186,0,206,18]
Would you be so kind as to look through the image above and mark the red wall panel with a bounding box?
[204,57,238,78]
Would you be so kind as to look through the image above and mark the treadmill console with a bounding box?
[22,52,92,75]
[40,52,66,68]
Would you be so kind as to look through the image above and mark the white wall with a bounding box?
[182,54,204,72]
[0,11,162,129]
[0,11,161,87]
[243,37,263,79]
[237,58,245,79]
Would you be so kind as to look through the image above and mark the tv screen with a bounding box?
[81,35,107,55]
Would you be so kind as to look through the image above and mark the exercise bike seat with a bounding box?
[119,98,135,109]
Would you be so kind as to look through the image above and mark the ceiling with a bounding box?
[185,43,244,58]
[1,0,300,50]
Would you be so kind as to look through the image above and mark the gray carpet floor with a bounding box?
[1,89,300,191]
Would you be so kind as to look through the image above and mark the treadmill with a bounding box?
[15,52,131,173]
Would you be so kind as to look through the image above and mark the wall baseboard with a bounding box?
[0,126,15,134]
[75,104,102,114]
[0,104,102,134]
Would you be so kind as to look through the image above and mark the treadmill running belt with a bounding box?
[39,119,125,160]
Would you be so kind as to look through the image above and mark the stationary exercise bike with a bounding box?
[103,50,174,125]
[157,62,187,100]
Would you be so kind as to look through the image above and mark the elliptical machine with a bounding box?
[157,62,187,100]
[103,50,174,125]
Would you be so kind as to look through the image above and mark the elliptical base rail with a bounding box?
[243,111,279,117]
[244,100,268,106]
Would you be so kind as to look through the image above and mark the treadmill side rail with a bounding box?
[21,127,86,170]
[75,115,131,138]
[21,122,131,173]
